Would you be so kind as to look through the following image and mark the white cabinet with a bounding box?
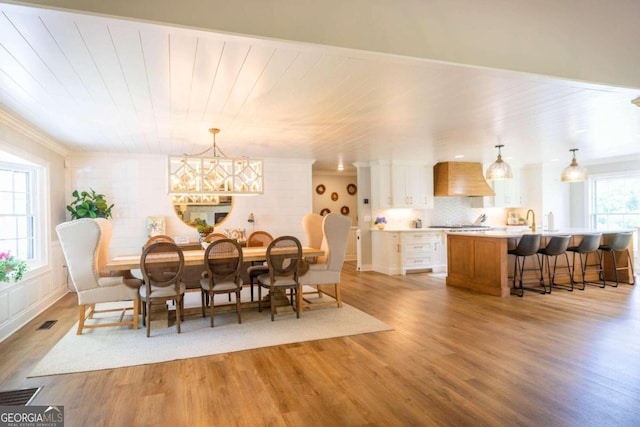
[471,169,523,208]
[371,162,434,209]
[371,231,402,275]
[401,231,443,272]
[372,231,444,275]
[371,162,393,209]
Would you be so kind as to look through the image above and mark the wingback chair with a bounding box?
[56,218,141,335]
[299,213,351,309]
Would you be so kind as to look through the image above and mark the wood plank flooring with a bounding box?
[1,262,639,426]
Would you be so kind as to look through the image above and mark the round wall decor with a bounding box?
[320,208,331,216]
[340,206,350,215]
[347,183,357,195]
[315,184,326,195]
[331,192,339,201]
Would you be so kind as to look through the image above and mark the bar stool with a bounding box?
[598,232,636,286]
[566,233,605,290]
[508,234,544,297]
[537,235,573,292]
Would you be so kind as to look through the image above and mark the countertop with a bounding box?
[446,228,635,238]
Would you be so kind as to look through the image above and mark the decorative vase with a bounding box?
[376,224,385,230]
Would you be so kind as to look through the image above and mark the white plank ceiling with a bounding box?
[0,2,639,171]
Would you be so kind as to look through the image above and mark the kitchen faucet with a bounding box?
[526,209,536,232]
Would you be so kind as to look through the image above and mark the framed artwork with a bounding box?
[331,192,339,201]
[316,184,326,194]
[347,183,357,195]
[147,216,166,237]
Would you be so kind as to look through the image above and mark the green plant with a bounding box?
[0,251,28,282]
[66,189,114,219]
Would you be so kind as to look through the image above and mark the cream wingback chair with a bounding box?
[56,218,141,335]
[302,213,324,251]
[299,213,351,309]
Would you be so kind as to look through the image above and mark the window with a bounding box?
[0,150,46,273]
[590,173,640,231]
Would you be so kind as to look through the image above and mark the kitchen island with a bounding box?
[446,229,635,297]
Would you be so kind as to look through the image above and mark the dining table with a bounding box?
[104,246,324,271]
[104,245,324,328]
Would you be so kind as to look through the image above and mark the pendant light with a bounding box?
[485,144,513,180]
[560,148,587,183]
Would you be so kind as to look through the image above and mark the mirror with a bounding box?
[173,196,233,229]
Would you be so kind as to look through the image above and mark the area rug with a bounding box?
[29,289,393,377]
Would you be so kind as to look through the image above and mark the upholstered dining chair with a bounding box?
[246,230,274,301]
[299,213,352,309]
[302,213,324,263]
[144,234,175,248]
[203,233,227,243]
[56,218,141,335]
[257,236,303,321]
[200,238,244,327]
[139,242,186,337]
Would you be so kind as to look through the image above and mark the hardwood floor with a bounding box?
[1,262,639,426]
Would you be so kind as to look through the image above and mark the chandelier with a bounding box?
[168,128,263,197]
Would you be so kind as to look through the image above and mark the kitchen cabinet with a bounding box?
[471,169,523,208]
[371,231,402,275]
[401,231,443,271]
[371,161,434,209]
[370,161,393,209]
[372,230,444,275]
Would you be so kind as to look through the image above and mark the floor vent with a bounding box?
[0,387,41,405]
[37,320,57,330]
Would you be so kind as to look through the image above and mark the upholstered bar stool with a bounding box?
[598,232,636,286]
[566,233,605,290]
[537,235,573,292]
[508,234,544,297]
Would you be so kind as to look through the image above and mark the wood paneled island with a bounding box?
[446,229,635,297]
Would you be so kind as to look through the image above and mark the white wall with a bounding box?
[65,153,314,257]
[0,111,69,343]
[311,172,358,224]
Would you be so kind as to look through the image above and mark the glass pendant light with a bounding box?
[485,144,513,180]
[560,148,587,183]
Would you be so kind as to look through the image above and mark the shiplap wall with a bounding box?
[65,154,314,257]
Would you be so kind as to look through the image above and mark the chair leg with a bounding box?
[236,289,242,324]
[146,300,151,337]
[210,292,215,327]
[76,305,86,335]
[258,285,263,312]
[334,283,342,308]
[132,298,139,330]
[627,249,636,285]
[296,286,301,318]
[176,295,182,334]
[201,290,206,317]
[611,250,620,287]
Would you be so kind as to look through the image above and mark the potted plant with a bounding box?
[0,251,28,282]
[66,189,114,219]
[374,216,387,230]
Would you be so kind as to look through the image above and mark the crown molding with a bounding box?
[0,108,69,156]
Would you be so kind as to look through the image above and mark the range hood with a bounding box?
[433,162,495,197]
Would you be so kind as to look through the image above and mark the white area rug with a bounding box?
[30,289,392,377]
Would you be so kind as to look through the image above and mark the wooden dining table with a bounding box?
[104,246,324,271]
[104,245,324,327]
